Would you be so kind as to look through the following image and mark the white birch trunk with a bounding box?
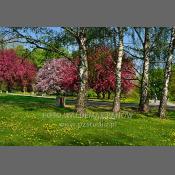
[159,27,175,118]
[76,32,88,115]
[139,28,150,112]
[113,27,124,113]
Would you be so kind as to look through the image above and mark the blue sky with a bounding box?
[2,26,144,73]
[4,27,143,56]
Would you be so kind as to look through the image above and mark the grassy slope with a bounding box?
[0,94,175,146]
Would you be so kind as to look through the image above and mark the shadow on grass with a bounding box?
[0,94,74,113]
[166,110,175,120]
[88,106,112,112]
[2,94,174,118]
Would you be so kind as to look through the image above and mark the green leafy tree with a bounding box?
[15,45,32,59]
[149,68,164,100]
[30,48,47,68]
[169,65,175,101]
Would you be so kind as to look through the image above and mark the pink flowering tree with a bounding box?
[0,49,36,92]
[16,58,37,92]
[88,46,135,99]
[91,55,116,99]
[35,58,78,107]
[0,49,18,91]
[121,58,135,94]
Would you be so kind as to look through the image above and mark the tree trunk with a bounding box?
[7,83,12,93]
[159,27,175,119]
[23,86,27,94]
[102,92,105,99]
[108,91,111,99]
[113,27,124,113]
[97,92,100,99]
[56,96,65,107]
[139,28,150,112]
[0,83,2,93]
[31,84,35,95]
[75,33,88,115]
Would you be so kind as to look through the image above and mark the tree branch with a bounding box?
[134,27,144,46]
[12,28,66,56]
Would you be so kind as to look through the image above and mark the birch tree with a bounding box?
[159,27,175,118]
[139,27,150,112]
[63,27,88,114]
[113,27,124,113]
[63,27,113,114]
[10,27,112,114]
[126,27,168,112]
[75,29,88,114]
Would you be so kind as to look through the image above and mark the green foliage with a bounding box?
[87,89,97,98]
[149,67,164,99]
[169,65,175,101]
[30,48,47,68]
[15,45,46,68]
[149,27,170,65]
[0,82,7,92]
[45,47,71,59]
[31,48,71,68]
[122,88,140,103]
[149,65,175,101]
[15,45,71,69]
[15,45,31,58]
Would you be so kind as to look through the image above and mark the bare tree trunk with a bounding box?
[108,91,111,99]
[31,84,35,95]
[139,28,150,112]
[102,92,105,99]
[97,92,100,99]
[23,86,27,94]
[7,83,12,93]
[0,83,2,93]
[75,32,88,115]
[113,27,124,113]
[56,96,65,107]
[159,27,175,119]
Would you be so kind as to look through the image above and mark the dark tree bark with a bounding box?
[97,92,100,99]
[56,96,65,108]
[102,92,105,99]
[139,28,150,112]
[108,91,111,99]
[113,27,124,113]
[7,83,12,93]
[159,27,175,119]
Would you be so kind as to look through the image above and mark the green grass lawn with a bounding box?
[0,93,175,146]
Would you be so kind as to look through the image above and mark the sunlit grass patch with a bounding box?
[0,94,175,146]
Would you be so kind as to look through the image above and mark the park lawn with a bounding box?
[0,94,175,146]
[88,97,139,103]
